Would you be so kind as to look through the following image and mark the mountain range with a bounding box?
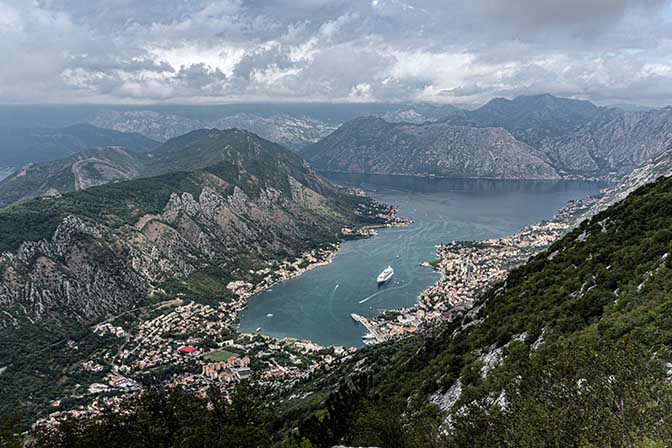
[8,95,669,183]
[90,111,338,150]
[0,129,386,384]
[305,94,672,180]
[0,124,160,168]
[0,123,346,208]
[303,117,559,179]
[88,104,463,150]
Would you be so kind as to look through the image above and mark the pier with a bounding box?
[351,313,386,344]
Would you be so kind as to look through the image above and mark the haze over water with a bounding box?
[239,174,605,347]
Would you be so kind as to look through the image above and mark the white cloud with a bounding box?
[150,45,245,77]
[1,0,672,105]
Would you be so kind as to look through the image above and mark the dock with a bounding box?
[351,313,386,344]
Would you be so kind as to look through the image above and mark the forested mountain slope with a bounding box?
[23,173,672,448]
[0,129,388,421]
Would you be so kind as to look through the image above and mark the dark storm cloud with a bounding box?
[2,0,672,105]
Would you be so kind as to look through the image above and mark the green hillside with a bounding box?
[0,128,351,209]
[0,129,372,253]
[0,128,390,427]
[16,178,672,447]
[286,175,672,447]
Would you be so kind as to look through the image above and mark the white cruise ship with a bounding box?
[376,266,394,284]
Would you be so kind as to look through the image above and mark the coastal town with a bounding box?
[35,190,595,429]
[34,200,404,428]
[35,245,357,428]
[354,197,594,343]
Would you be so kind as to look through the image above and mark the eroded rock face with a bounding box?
[0,216,146,329]
[0,168,352,330]
[536,107,672,176]
[304,118,560,180]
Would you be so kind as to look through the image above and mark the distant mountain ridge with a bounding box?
[88,106,460,150]
[91,111,337,150]
[303,116,560,180]
[307,94,672,180]
[0,123,160,168]
[537,106,672,176]
[0,128,331,208]
[442,94,600,145]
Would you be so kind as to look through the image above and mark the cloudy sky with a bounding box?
[1,0,672,105]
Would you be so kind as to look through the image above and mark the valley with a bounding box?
[1,106,672,446]
[6,0,672,445]
[19,146,672,447]
[4,171,602,431]
[1,103,670,440]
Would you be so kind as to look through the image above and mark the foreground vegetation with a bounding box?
[5,175,672,446]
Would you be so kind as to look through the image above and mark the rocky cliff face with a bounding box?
[580,145,672,220]
[440,95,672,177]
[0,216,146,330]
[537,107,672,176]
[304,117,559,179]
[0,130,384,333]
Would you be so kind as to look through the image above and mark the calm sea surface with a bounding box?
[238,174,605,347]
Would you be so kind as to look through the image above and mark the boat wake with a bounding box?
[329,284,341,321]
[358,282,406,304]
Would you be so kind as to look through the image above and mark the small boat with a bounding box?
[377,266,394,285]
[255,327,262,332]
[266,313,274,318]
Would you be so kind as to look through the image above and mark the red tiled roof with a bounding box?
[178,345,197,354]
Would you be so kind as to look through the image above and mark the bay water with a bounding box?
[238,174,605,347]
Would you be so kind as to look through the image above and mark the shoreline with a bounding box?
[230,222,410,305]
[32,182,602,428]
[229,210,411,343]
[355,189,602,344]
[236,181,601,347]
[319,169,616,183]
